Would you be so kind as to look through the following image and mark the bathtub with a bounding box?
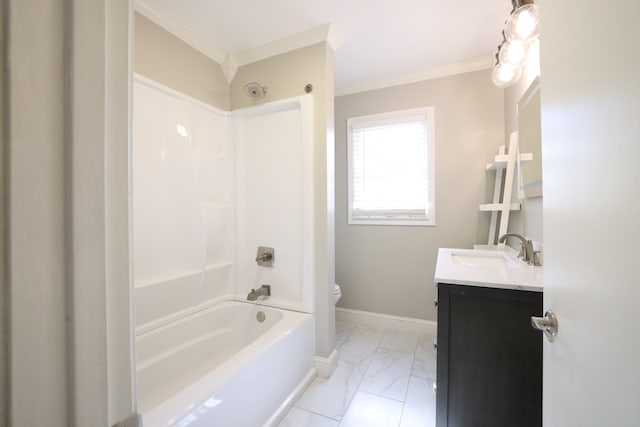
[137,300,315,426]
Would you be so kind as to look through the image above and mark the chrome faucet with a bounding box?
[247,284,271,301]
[498,233,541,266]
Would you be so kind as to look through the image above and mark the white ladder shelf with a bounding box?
[481,132,532,245]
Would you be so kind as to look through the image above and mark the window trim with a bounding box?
[347,106,436,226]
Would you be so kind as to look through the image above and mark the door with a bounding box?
[539,0,640,426]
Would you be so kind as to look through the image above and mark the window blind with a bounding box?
[351,117,429,218]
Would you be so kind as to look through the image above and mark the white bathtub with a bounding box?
[137,300,315,426]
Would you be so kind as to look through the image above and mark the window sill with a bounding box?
[348,217,435,226]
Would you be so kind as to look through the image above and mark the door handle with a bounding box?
[531,310,558,342]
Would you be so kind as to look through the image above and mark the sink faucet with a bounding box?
[498,233,541,266]
[247,284,271,301]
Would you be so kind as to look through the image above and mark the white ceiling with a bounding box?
[136,0,512,95]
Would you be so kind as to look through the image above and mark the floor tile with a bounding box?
[278,407,339,427]
[337,328,384,366]
[359,348,413,401]
[379,330,419,354]
[411,335,437,380]
[339,391,404,427]
[295,359,367,420]
[399,376,436,427]
[335,320,357,347]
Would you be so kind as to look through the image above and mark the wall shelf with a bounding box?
[486,152,533,170]
[481,132,532,245]
[479,203,521,211]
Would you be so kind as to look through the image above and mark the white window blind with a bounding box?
[348,107,435,226]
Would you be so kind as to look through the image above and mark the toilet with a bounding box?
[334,284,342,304]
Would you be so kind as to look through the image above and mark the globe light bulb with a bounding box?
[498,40,529,66]
[505,4,539,41]
[492,63,522,88]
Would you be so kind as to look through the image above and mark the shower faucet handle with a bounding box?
[255,246,275,267]
[255,253,272,262]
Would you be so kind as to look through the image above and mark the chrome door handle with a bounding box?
[531,310,558,342]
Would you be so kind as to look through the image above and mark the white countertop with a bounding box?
[434,247,543,292]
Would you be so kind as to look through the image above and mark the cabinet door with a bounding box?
[436,284,542,427]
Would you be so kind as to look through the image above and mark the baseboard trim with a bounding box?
[336,307,437,336]
[314,348,338,378]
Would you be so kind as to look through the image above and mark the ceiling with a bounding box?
[136,0,512,96]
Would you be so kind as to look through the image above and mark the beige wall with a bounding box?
[230,43,336,358]
[6,2,134,425]
[134,12,229,110]
[335,70,504,321]
[8,2,69,424]
[505,44,543,244]
[0,2,5,423]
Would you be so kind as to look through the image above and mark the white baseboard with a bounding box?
[264,367,316,427]
[314,348,338,378]
[336,307,437,336]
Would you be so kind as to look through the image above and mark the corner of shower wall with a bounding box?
[233,95,315,314]
[132,75,237,331]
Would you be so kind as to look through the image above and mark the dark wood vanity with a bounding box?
[435,282,542,427]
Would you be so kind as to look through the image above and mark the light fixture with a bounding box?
[505,2,540,41]
[492,61,523,88]
[498,39,529,65]
[491,0,539,88]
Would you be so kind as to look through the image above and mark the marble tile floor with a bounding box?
[279,320,437,427]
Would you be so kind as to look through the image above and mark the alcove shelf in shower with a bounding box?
[205,261,233,271]
[135,268,203,289]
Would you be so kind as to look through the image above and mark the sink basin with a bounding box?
[451,252,513,268]
[435,248,543,292]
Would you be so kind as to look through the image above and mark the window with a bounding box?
[347,107,435,226]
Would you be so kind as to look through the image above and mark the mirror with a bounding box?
[517,77,542,198]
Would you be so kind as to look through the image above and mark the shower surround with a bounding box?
[133,75,315,425]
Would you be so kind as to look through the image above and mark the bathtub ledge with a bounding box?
[264,367,316,427]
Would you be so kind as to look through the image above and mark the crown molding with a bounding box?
[134,2,338,82]
[233,24,338,66]
[335,55,494,97]
[326,25,344,51]
[135,0,227,64]
[221,53,238,83]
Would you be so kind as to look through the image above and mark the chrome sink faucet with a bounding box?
[247,284,271,301]
[498,233,541,266]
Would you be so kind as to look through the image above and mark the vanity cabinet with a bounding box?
[435,283,542,427]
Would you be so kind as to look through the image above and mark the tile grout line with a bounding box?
[285,323,435,427]
[352,327,417,427]
[340,322,384,423]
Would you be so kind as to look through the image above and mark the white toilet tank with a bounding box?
[334,284,342,304]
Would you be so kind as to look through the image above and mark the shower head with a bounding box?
[244,82,268,101]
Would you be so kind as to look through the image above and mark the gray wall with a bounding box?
[134,13,229,110]
[231,43,337,359]
[335,69,504,321]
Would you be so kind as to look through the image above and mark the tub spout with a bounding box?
[247,284,271,301]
